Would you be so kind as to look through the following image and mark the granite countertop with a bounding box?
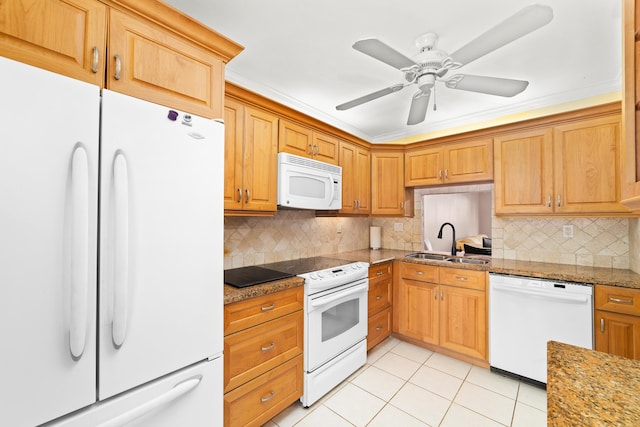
[224,249,640,305]
[224,276,304,305]
[547,340,640,426]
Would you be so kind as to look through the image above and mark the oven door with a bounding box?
[306,278,368,372]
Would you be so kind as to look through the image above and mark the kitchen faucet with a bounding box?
[437,222,456,256]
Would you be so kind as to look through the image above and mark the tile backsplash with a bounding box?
[492,216,629,269]
[224,210,371,268]
[224,192,633,271]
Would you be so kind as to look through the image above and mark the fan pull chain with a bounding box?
[433,86,437,111]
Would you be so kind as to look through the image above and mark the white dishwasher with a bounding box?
[489,274,593,385]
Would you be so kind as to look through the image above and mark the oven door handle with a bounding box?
[309,283,368,309]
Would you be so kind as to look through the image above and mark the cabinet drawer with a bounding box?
[369,262,392,280]
[368,307,392,350]
[368,277,392,314]
[224,311,303,392]
[595,285,640,316]
[224,354,303,427]
[439,267,486,291]
[400,262,439,283]
[225,287,304,335]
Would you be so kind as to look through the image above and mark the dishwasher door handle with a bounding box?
[491,283,590,304]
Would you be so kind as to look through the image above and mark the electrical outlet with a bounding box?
[562,225,574,238]
[394,223,403,232]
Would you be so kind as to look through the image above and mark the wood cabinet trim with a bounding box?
[102,0,243,62]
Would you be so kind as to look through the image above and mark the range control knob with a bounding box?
[317,272,325,279]
[310,273,318,280]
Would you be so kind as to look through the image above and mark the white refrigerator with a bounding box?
[0,56,224,426]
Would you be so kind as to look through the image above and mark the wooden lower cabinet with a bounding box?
[223,287,304,427]
[367,262,393,350]
[594,284,640,360]
[224,355,303,427]
[396,262,488,363]
[439,285,487,360]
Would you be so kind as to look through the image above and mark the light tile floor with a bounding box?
[265,337,547,427]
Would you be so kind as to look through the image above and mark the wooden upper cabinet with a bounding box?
[107,8,225,118]
[311,132,340,165]
[404,139,493,187]
[339,141,370,214]
[224,98,245,210]
[620,0,640,210]
[278,119,339,165]
[371,150,412,216]
[405,146,443,186]
[0,0,107,86]
[494,128,554,214]
[224,97,278,214]
[554,115,627,213]
[444,139,493,184]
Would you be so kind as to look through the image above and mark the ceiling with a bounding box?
[165,0,622,143]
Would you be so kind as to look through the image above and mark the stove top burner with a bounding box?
[261,256,354,276]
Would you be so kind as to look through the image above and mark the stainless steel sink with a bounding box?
[446,257,489,265]
[405,252,450,261]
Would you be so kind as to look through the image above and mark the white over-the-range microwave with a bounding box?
[277,152,342,210]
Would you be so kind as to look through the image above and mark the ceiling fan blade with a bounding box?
[407,91,431,125]
[445,74,529,97]
[336,84,405,110]
[450,5,553,66]
[353,38,417,70]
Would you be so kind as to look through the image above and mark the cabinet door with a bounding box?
[278,119,313,158]
[339,141,370,214]
[108,9,224,118]
[371,151,407,215]
[224,98,245,210]
[368,275,392,315]
[405,147,443,186]
[494,129,554,214]
[443,139,493,184]
[397,279,438,344]
[242,107,279,211]
[595,309,640,360]
[312,131,339,165]
[439,286,487,360]
[0,0,107,86]
[354,146,371,212]
[554,115,628,213]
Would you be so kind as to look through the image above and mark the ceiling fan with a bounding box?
[336,4,553,125]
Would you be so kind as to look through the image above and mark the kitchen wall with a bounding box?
[630,218,640,272]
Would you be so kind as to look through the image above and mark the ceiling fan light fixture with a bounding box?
[417,74,435,91]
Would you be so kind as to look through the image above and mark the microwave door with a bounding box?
[282,167,334,209]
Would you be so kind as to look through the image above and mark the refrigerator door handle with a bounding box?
[96,376,202,427]
[70,145,90,359]
[112,152,129,348]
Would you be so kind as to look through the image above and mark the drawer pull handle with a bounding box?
[455,276,468,281]
[376,295,382,300]
[260,391,275,403]
[114,54,121,80]
[609,297,633,304]
[600,318,605,333]
[433,289,437,300]
[376,271,383,276]
[376,326,383,331]
[91,47,99,73]
[261,342,275,351]
[416,271,424,275]
[441,290,444,301]
[261,304,275,312]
